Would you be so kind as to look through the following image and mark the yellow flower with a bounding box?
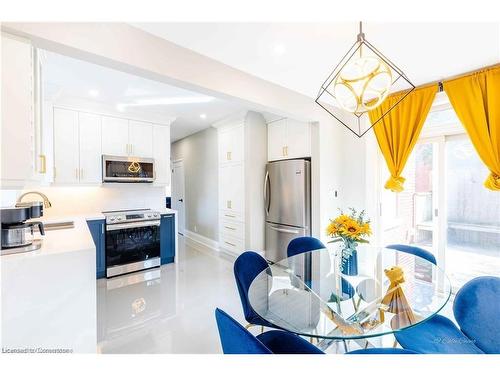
[341,219,363,240]
[326,221,338,236]
[360,222,372,236]
[335,214,351,225]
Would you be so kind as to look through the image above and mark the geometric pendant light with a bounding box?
[316,22,415,138]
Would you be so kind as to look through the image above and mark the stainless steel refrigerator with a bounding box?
[264,159,311,263]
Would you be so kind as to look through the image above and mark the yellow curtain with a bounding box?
[369,85,437,192]
[443,67,500,191]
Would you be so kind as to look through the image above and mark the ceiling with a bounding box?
[132,22,500,99]
[42,51,247,142]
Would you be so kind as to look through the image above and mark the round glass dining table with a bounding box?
[248,245,451,349]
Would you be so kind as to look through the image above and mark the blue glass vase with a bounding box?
[341,248,358,276]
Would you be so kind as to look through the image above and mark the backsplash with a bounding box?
[2,185,168,218]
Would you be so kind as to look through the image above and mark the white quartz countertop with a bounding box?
[2,215,96,260]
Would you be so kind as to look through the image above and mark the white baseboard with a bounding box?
[184,230,219,253]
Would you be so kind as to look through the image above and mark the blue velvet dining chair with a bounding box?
[287,237,357,308]
[234,251,277,331]
[287,236,327,258]
[394,276,500,354]
[215,308,324,354]
[386,244,437,265]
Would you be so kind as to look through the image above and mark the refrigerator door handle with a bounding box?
[264,170,270,215]
[269,225,300,234]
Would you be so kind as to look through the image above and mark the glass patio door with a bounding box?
[379,139,440,262]
[379,134,500,292]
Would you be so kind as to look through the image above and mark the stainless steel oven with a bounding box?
[104,209,161,278]
[102,155,155,183]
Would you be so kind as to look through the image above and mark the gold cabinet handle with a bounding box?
[75,168,79,180]
[80,168,84,180]
[224,241,236,247]
[38,154,46,174]
[282,146,286,157]
[224,226,236,230]
[224,214,236,218]
[227,151,232,161]
[227,200,232,209]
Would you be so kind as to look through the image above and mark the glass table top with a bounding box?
[248,245,451,341]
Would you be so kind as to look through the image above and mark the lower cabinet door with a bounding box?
[160,214,175,264]
[87,219,106,278]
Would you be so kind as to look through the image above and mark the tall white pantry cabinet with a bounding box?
[1,32,43,188]
[215,111,267,256]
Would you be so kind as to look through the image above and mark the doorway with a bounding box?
[377,99,500,292]
[171,159,186,235]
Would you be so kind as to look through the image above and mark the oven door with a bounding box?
[105,220,161,277]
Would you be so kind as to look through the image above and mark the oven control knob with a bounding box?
[117,217,122,221]
[110,218,115,222]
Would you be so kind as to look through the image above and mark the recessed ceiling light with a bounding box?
[200,114,207,119]
[273,43,286,56]
[88,89,99,97]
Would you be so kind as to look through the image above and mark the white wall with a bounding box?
[3,185,167,218]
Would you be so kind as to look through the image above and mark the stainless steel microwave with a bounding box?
[102,155,155,183]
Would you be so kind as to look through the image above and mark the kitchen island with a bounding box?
[1,215,99,353]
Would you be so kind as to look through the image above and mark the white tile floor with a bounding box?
[97,236,244,354]
[96,236,457,354]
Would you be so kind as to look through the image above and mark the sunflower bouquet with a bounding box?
[326,208,372,270]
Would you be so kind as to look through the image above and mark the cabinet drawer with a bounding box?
[220,218,245,239]
[220,233,245,255]
[220,210,244,222]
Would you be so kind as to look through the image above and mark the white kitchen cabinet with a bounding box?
[78,112,102,184]
[218,124,244,165]
[215,111,267,256]
[267,118,311,161]
[1,33,35,188]
[101,116,129,156]
[129,120,153,158]
[54,108,79,184]
[152,124,171,186]
[219,163,244,214]
[267,119,288,161]
[54,109,102,185]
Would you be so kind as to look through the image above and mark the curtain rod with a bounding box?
[389,62,500,96]
[419,62,500,92]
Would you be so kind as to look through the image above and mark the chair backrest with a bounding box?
[214,308,272,354]
[287,236,326,258]
[453,276,500,354]
[233,251,270,323]
[386,244,436,265]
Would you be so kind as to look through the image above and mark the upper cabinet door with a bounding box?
[129,120,153,158]
[53,108,79,184]
[79,112,102,184]
[1,33,34,187]
[267,119,287,161]
[152,124,171,186]
[219,124,244,164]
[286,119,311,158]
[101,116,129,156]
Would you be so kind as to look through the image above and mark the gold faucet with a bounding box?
[16,191,52,208]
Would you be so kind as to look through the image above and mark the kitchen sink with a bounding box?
[42,221,75,231]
